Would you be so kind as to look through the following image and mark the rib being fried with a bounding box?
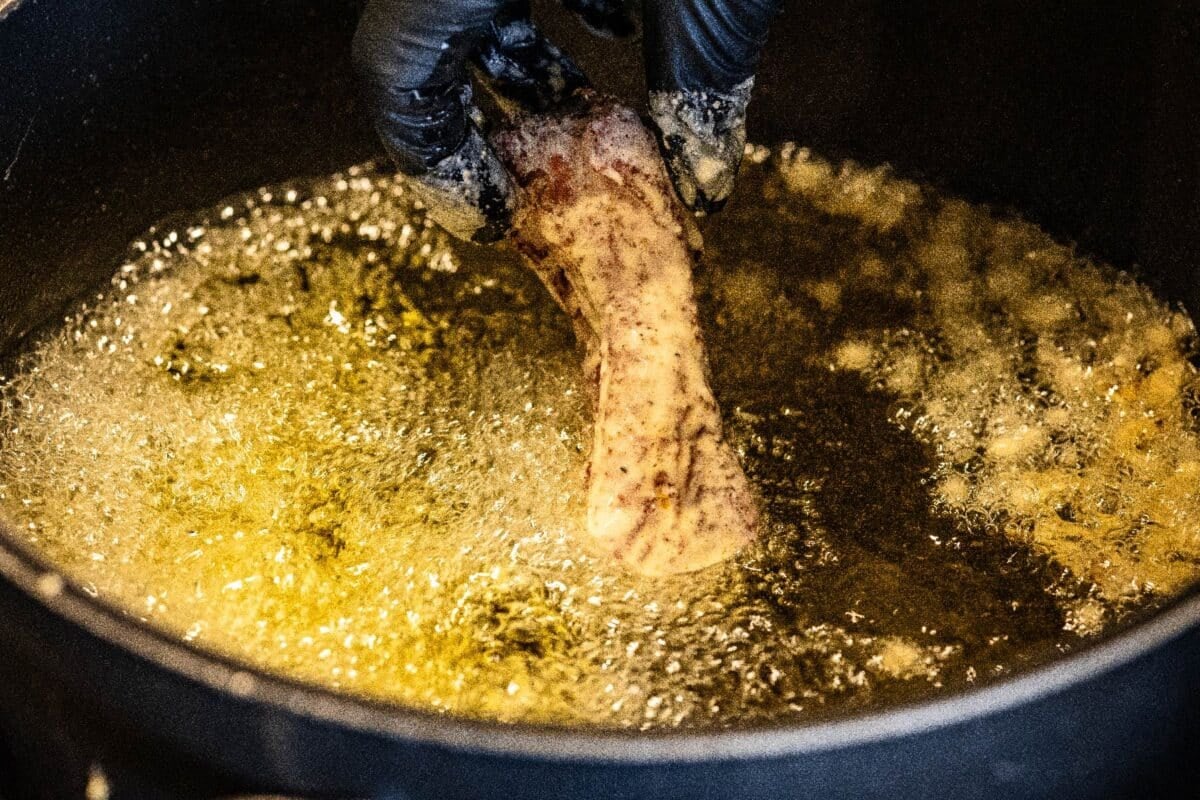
[491,98,758,576]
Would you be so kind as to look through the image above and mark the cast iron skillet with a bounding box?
[1,0,1198,797]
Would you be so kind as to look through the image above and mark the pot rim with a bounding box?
[1,521,1197,764]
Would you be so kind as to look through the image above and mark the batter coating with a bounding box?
[493,98,759,576]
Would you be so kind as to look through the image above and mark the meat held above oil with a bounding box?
[492,97,760,576]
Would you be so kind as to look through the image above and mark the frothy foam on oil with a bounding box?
[2,150,1199,729]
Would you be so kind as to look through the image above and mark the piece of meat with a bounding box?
[491,97,759,576]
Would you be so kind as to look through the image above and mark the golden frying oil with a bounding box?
[2,150,1199,729]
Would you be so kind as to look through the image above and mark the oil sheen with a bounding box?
[2,147,1200,729]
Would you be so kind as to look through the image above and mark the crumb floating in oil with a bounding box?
[2,149,1200,729]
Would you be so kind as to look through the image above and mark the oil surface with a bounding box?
[2,147,1199,729]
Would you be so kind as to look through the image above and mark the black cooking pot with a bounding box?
[1,1,1198,798]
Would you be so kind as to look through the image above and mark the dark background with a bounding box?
[0,0,1198,796]
[1,0,1198,351]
